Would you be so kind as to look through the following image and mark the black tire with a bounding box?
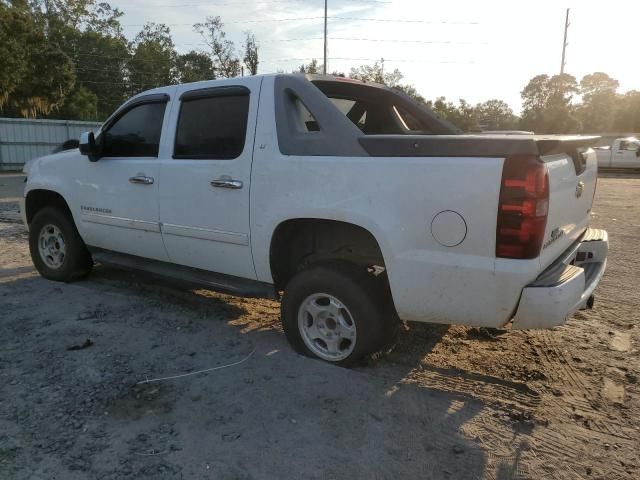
[281,261,393,366]
[29,206,93,282]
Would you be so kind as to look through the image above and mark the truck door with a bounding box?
[157,78,262,279]
[613,139,640,168]
[78,93,172,260]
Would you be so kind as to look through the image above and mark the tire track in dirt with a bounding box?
[400,365,541,410]
[534,331,634,441]
[536,331,591,395]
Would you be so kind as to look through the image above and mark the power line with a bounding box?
[120,16,480,27]
[329,16,479,24]
[329,57,476,64]
[171,37,486,47]
[177,37,324,45]
[121,17,325,27]
[329,37,487,45]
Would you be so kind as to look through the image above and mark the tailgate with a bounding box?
[537,137,600,269]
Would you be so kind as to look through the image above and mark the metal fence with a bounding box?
[0,117,101,171]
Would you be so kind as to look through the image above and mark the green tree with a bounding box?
[426,97,478,132]
[349,62,403,87]
[577,72,619,133]
[297,59,320,74]
[31,0,128,119]
[243,31,258,75]
[348,62,425,104]
[520,73,578,133]
[36,0,121,31]
[612,90,640,132]
[392,84,426,104]
[176,50,214,83]
[57,84,98,120]
[0,1,75,117]
[129,22,177,93]
[194,16,240,78]
[72,30,129,119]
[476,99,518,131]
[0,2,30,110]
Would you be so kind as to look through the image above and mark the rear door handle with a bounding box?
[129,175,154,185]
[210,176,243,189]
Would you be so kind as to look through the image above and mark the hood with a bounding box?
[23,148,80,176]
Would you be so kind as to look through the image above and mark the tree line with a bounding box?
[1,0,639,134]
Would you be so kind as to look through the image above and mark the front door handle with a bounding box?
[210,176,243,189]
[129,175,154,185]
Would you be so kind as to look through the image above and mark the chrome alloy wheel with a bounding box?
[38,224,66,269]
[297,293,357,361]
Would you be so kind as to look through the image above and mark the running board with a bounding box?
[89,248,277,299]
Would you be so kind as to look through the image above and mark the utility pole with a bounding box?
[381,57,385,78]
[323,0,328,74]
[560,8,570,75]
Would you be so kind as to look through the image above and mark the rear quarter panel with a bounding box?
[250,147,536,326]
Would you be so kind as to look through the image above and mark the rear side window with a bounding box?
[102,102,166,157]
[174,93,250,159]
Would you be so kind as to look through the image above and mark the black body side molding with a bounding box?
[90,248,277,299]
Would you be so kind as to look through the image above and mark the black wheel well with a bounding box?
[25,190,71,225]
[269,218,385,290]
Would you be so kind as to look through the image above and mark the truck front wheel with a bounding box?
[281,262,391,365]
[29,207,93,282]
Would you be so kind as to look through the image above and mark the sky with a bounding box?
[111,0,640,113]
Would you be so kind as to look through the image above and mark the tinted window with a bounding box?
[102,102,166,157]
[174,94,250,159]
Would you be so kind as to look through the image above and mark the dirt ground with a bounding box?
[1,174,638,480]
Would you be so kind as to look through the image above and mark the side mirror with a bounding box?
[79,131,100,162]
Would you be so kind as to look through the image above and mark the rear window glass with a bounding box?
[174,94,249,159]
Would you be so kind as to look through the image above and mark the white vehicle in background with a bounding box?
[595,137,640,169]
[21,74,609,365]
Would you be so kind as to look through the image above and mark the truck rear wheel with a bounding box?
[29,207,93,282]
[281,261,391,366]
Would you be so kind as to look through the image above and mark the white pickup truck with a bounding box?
[595,137,640,169]
[22,74,608,365]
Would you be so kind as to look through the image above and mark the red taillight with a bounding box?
[496,155,549,259]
